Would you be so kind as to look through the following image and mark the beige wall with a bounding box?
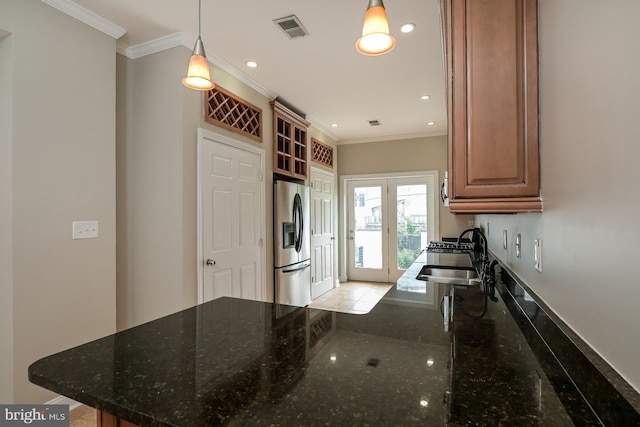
[1,0,116,403]
[0,30,14,403]
[478,0,640,392]
[117,47,190,328]
[117,46,339,324]
[338,136,473,239]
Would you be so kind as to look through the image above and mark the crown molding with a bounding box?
[305,115,338,142]
[204,49,277,101]
[41,0,126,39]
[117,32,184,59]
[338,130,447,145]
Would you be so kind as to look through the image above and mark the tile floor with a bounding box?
[308,281,393,314]
[69,405,96,427]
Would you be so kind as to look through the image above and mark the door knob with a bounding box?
[206,259,216,266]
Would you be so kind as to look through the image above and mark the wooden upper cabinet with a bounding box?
[444,0,542,213]
[272,101,310,181]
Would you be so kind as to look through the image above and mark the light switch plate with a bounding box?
[515,234,521,258]
[72,221,99,239]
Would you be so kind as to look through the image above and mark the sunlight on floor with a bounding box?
[308,281,393,314]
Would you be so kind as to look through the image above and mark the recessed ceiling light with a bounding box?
[421,95,431,100]
[331,123,339,127]
[401,23,416,33]
[427,121,435,126]
[246,61,258,68]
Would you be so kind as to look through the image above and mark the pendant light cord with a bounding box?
[198,0,202,37]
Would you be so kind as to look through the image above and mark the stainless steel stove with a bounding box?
[426,241,474,253]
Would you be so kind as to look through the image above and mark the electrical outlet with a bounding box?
[468,219,475,227]
[534,239,542,272]
[72,221,99,239]
[503,230,508,250]
[515,234,521,258]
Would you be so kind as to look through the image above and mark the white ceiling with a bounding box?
[69,0,446,144]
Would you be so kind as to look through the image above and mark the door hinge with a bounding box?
[259,238,264,248]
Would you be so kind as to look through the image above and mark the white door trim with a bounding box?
[339,170,440,283]
[197,128,266,304]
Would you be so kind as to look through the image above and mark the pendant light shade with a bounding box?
[183,0,214,90]
[356,0,396,56]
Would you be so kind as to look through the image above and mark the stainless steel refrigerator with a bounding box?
[273,180,311,307]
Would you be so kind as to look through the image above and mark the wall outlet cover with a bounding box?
[534,239,542,272]
[72,221,99,239]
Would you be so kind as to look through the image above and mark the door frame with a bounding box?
[197,128,266,304]
[339,171,440,283]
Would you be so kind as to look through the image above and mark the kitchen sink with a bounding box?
[416,265,480,286]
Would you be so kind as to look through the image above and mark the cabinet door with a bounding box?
[291,124,308,180]
[98,411,140,427]
[274,114,293,176]
[447,0,541,213]
[272,102,309,181]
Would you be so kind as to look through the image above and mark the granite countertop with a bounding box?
[29,251,640,426]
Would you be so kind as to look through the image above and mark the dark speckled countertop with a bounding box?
[29,250,640,426]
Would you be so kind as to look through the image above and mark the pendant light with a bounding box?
[182,0,215,90]
[356,0,396,56]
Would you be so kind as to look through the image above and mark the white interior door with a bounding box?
[199,130,265,303]
[310,168,336,300]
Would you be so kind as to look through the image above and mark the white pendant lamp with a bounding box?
[182,0,215,90]
[356,0,396,56]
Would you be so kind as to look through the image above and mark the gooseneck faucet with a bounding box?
[457,227,487,260]
[458,227,498,300]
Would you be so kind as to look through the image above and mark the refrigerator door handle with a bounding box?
[281,260,311,273]
[293,193,303,252]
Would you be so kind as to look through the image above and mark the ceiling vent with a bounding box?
[368,120,381,126]
[273,15,309,39]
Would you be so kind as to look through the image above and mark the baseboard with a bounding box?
[45,395,81,411]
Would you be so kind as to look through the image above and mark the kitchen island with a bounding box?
[29,251,640,426]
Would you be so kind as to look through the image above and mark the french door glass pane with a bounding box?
[396,184,428,270]
[353,186,382,269]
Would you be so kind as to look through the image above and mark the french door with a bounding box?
[346,174,438,283]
